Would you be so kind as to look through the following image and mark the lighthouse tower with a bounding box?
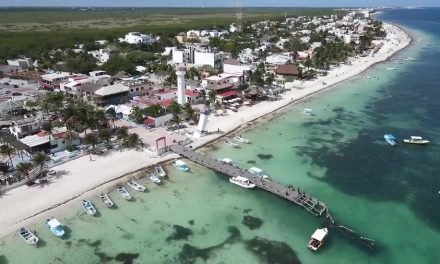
[176,65,187,105]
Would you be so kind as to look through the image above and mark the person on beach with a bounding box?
[89,155,92,162]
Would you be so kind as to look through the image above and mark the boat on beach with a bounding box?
[248,167,269,179]
[82,200,97,216]
[18,227,39,246]
[173,160,190,172]
[127,180,146,192]
[154,164,167,177]
[225,140,239,148]
[233,136,250,144]
[308,228,328,251]
[384,134,398,146]
[403,136,429,145]
[148,173,162,184]
[45,218,65,238]
[117,186,133,200]
[100,193,114,208]
[229,176,256,189]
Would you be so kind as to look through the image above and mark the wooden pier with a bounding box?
[170,144,376,249]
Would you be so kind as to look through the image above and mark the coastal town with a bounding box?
[0,7,411,248]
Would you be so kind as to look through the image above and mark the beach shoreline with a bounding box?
[0,23,412,239]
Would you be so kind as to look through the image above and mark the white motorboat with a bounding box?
[117,186,133,200]
[221,158,234,165]
[384,134,398,147]
[233,136,250,144]
[386,67,397,70]
[82,200,97,216]
[248,167,269,179]
[154,164,167,177]
[45,218,65,238]
[302,108,315,116]
[18,227,39,246]
[100,193,114,208]
[148,173,161,184]
[308,228,329,251]
[229,176,256,189]
[173,160,190,172]
[127,180,146,192]
[403,136,429,145]
[225,140,239,148]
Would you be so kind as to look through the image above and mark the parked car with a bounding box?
[13,84,19,88]
[11,92,22,96]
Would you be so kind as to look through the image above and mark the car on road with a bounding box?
[13,84,19,88]
[11,92,22,96]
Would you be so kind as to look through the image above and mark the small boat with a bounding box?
[229,176,256,189]
[148,173,161,184]
[82,200,97,216]
[302,108,315,116]
[225,140,239,148]
[404,57,416,61]
[117,186,133,200]
[386,67,397,70]
[221,158,234,165]
[100,193,114,208]
[403,136,429,145]
[45,218,65,238]
[18,227,39,246]
[248,167,269,179]
[127,180,146,192]
[173,160,190,172]
[233,136,250,144]
[384,134,398,146]
[308,228,328,251]
[154,164,167,177]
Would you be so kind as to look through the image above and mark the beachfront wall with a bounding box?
[153,114,173,127]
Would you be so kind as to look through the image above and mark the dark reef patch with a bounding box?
[115,253,140,264]
[166,225,193,242]
[95,252,113,263]
[247,160,256,164]
[257,154,273,160]
[245,237,301,264]
[243,208,252,214]
[0,255,8,264]
[188,219,194,226]
[242,215,263,230]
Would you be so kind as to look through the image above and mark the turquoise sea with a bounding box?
[1,8,440,264]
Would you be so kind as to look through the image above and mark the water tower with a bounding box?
[176,65,187,105]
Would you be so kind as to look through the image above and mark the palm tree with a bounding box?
[0,144,14,167]
[116,126,129,142]
[131,106,145,124]
[208,90,216,105]
[15,162,34,181]
[84,133,98,149]
[183,103,195,120]
[124,133,140,148]
[64,130,77,151]
[31,152,49,170]
[42,122,53,143]
[98,128,111,145]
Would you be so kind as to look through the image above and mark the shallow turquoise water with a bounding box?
[2,10,440,264]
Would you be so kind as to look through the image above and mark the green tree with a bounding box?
[124,133,140,148]
[98,128,112,144]
[64,131,77,150]
[183,103,195,120]
[116,126,129,142]
[15,162,34,181]
[64,53,97,74]
[144,104,163,118]
[31,152,49,170]
[167,101,182,116]
[102,54,135,75]
[0,145,14,167]
[84,133,98,149]
[131,106,145,124]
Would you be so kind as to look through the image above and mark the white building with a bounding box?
[88,49,113,64]
[194,50,227,70]
[265,54,293,65]
[19,126,80,154]
[7,58,34,69]
[10,118,43,139]
[223,59,253,75]
[119,32,154,45]
[172,45,197,64]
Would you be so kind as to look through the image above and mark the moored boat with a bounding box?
[308,228,328,251]
[302,108,315,116]
[45,218,65,238]
[127,180,146,192]
[100,193,114,208]
[233,136,250,144]
[229,176,256,189]
[173,160,190,172]
[248,167,269,179]
[386,67,397,70]
[403,136,429,145]
[82,200,97,216]
[154,164,167,177]
[148,173,161,184]
[117,186,133,200]
[225,140,239,148]
[18,227,39,246]
[384,134,398,146]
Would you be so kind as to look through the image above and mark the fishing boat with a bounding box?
[148,173,161,184]
[225,140,239,148]
[45,218,65,238]
[386,67,397,70]
[127,180,146,192]
[307,228,328,251]
[117,186,133,200]
[100,193,114,208]
[17,227,39,246]
[154,164,167,177]
[247,167,269,179]
[384,134,398,146]
[229,176,256,189]
[233,136,250,144]
[173,160,190,172]
[82,200,97,216]
[403,136,429,145]
[302,108,315,116]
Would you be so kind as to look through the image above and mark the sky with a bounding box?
[3,0,440,7]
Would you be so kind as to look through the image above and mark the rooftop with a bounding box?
[94,83,129,97]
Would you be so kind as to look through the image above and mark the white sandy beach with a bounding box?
[0,23,411,238]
